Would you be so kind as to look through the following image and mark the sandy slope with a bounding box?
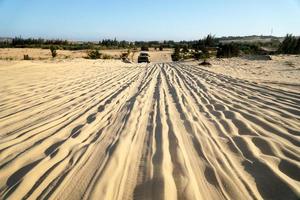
[198,55,300,92]
[0,59,299,200]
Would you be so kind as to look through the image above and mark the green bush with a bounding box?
[193,34,219,50]
[141,46,149,51]
[204,34,218,47]
[217,43,240,58]
[50,46,57,58]
[159,46,164,51]
[171,46,181,61]
[239,43,260,55]
[182,45,189,53]
[23,55,31,60]
[200,48,211,62]
[192,52,203,60]
[87,50,102,59]
[279,34,300,54]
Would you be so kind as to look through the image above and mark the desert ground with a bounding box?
[0,49,300,200]
[0,48,173,63]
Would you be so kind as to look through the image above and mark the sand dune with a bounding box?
[0,59,299,200]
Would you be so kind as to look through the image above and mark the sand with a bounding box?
[0,55,300,200]
[0,48,173,63]
[197,55,300,91]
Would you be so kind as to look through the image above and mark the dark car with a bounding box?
[138,52,150,63]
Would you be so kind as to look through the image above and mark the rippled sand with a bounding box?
[0,59,299,200]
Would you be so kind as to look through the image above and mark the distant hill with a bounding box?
[218,35,284,44]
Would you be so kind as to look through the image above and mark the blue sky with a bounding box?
[0,0,300,41]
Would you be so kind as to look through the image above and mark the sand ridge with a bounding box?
[0,59,299,200]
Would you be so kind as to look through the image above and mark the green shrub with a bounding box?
[239,43,260,55]
[171,46,181,61]
[204,34,218,47]
[23,55,31,60]
[217,43,240,58]
[50,46,57,58]
[159,46,164,51]
[201,48,211,62]
[193,34,219,50]
[192,52,203,60]
[87,50,101,59]
[141,46,149,51]
[296,39,300,54]
[279,34,300,54]
[268,38,281,48]
[182,45,189,53]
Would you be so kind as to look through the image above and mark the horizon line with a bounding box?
[0,33,295,42]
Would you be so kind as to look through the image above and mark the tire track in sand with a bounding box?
[0,60,299,200]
